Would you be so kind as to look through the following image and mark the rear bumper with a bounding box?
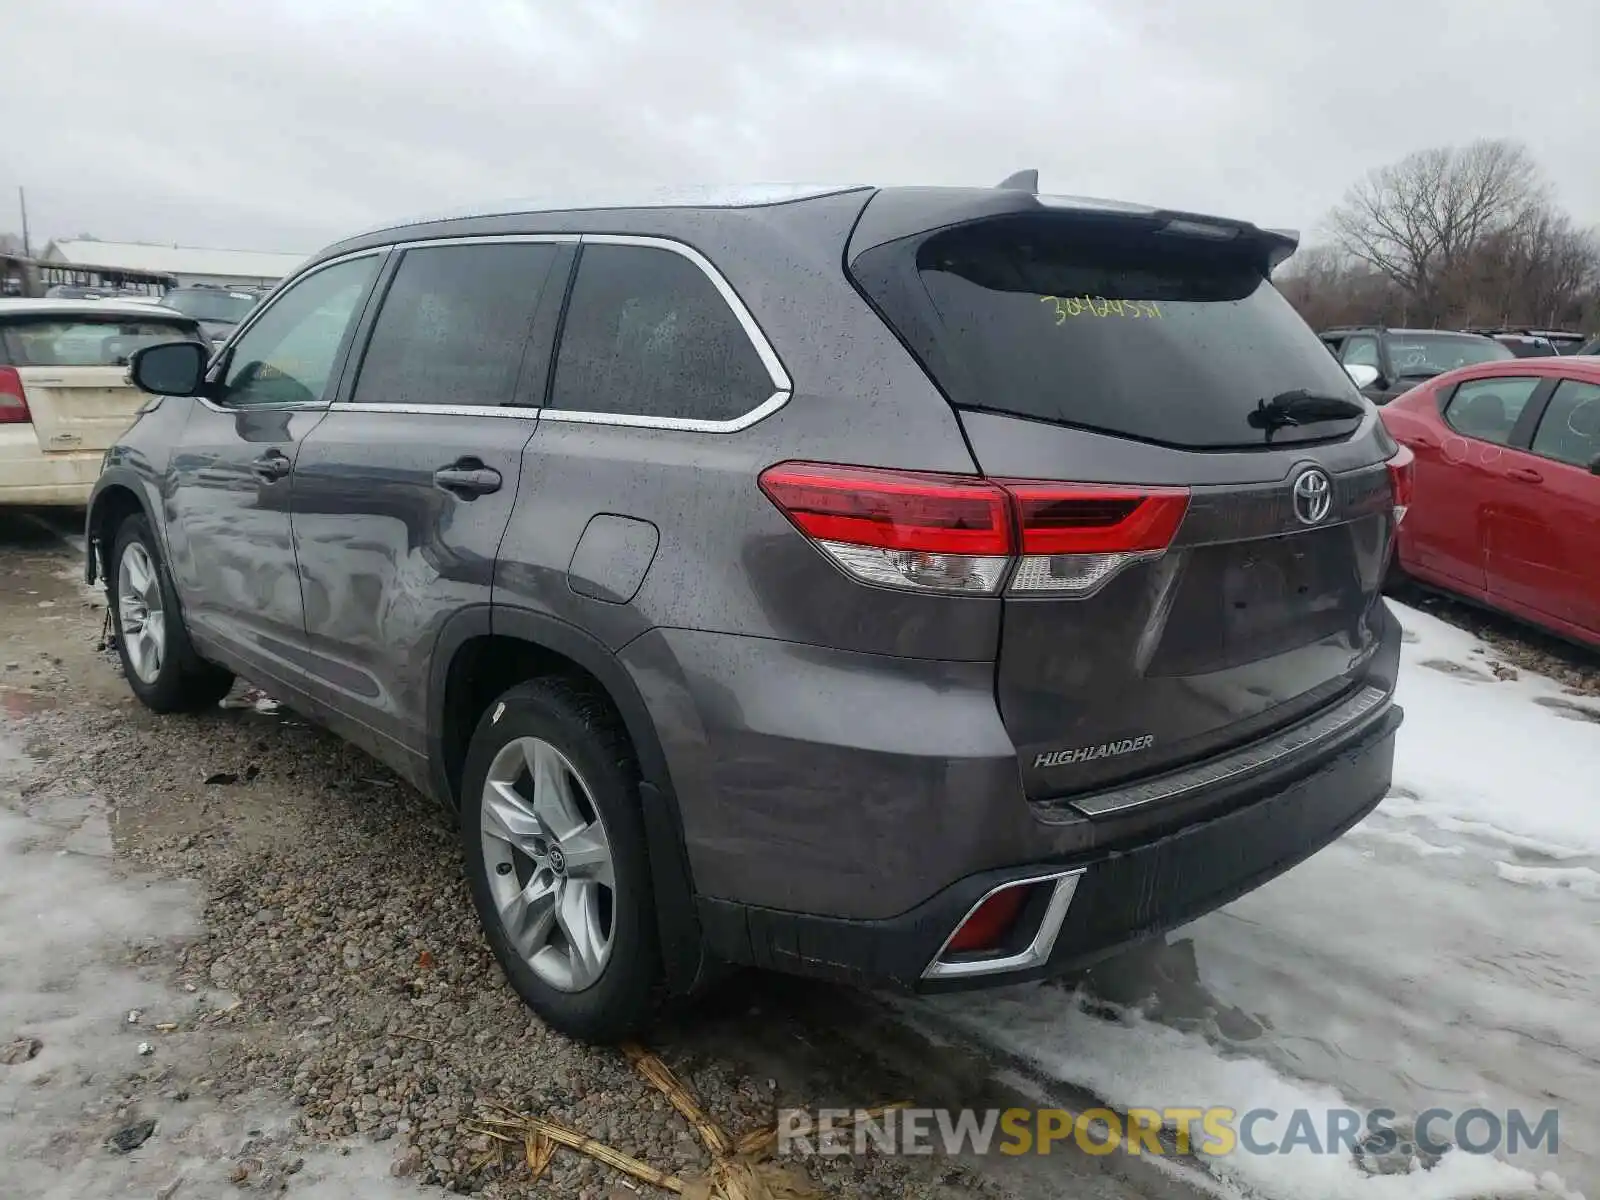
[0,429,98,505]
[697,703,1400,991]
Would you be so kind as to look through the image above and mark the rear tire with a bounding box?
[460,678,660,1043]
[108,514,234,713]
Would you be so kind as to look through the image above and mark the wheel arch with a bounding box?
[427,607,708,994]
[427,608,676,808]
[84,471,160,586]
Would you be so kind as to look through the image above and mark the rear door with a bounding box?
[1379,383,1482,590]
[1434,374,1547,595]
[1485,376,1600,638]
[0,310,204,453]
[850,208,1400,802]
[289,237,568,759]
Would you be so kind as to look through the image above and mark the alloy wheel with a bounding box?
[117,542,166,684]
[479,736,616,992]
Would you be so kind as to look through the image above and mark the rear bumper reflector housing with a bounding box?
[922,868,1085,981]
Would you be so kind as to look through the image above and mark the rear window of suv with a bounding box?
[0,316,202,367]
[853,215,1365,449]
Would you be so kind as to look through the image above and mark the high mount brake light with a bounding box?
[758,462,1191,596]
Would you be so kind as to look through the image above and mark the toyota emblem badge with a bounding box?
[1291,466,1333,525]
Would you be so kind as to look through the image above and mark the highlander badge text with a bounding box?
[1034,735,1154,770]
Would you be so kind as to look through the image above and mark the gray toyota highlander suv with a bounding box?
[86,181,1408,1042]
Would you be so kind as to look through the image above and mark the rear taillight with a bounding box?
[757,462,1012,594]
[1386,443,1414,525]
[0,367,30,425]
[1003,481,1190,595]
[758,462,1190,596]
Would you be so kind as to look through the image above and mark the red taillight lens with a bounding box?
[1003,482,1190,555]
[758,462,1014,594]
[0,367,30,425]
[946,885,1031,953]
[758,462,1011,554]
[759,462,1190,596]
[1387,443,1414,524]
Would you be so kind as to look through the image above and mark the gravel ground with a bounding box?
[1,511,1049,1200]
[1388,580,1599,696]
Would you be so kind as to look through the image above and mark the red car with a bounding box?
[1379,356,1600,648]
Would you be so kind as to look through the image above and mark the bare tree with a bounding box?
[1329,139,1545,324]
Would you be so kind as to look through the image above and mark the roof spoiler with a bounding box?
[996,169,1039,192]
[850,185,1302,274]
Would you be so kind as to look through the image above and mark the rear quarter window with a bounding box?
[0,317,202,367]
[549,242,776,425]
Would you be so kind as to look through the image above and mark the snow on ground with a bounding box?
[0,726,444,1199]
[924,602,1598,1200]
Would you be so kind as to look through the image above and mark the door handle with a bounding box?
[251,451,291,482]
[433,461,502,498]
[1506,466,1543,484]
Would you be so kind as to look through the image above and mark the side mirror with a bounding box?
[1344,363,1381,390]
[1588,454,1600,477]
[129,340,209,397]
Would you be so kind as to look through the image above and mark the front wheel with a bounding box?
[459,678,660,1043]
[108,514,234,713]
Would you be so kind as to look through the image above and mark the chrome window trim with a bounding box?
[328,401,535,420]
[536,233,793,434]
[922,868,1086,981]
[318,233,791,430]
[198,247,387,416]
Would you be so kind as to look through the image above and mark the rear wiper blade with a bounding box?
[1249,389,1366,432]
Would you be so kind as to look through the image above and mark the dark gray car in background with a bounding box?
[85,181,1407,1041]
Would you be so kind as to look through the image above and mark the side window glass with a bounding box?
[1529,379,1600,469]
[1442,377,1542,447]
[1341,337,1379,369]
[549,243,774,423]
[218,256,379,409]
[350,242,556,408]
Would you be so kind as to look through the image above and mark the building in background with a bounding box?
[36,240,306,294]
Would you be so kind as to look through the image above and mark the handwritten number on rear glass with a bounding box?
[1041,296,1161,323]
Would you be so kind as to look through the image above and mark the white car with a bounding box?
[0,299,206,506]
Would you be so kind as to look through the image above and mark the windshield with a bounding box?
[862,215,1363,448]
[1387,334,1513,376]
[163,289,259,324]
[1,317,202,366]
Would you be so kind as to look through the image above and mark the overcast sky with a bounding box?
[3,0,1594,255]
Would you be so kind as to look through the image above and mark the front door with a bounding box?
[164,253,383,682]
[289,238,569,760]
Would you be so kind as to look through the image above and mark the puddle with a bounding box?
[1418,657,1494,681]
[1534,695,1600,724]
